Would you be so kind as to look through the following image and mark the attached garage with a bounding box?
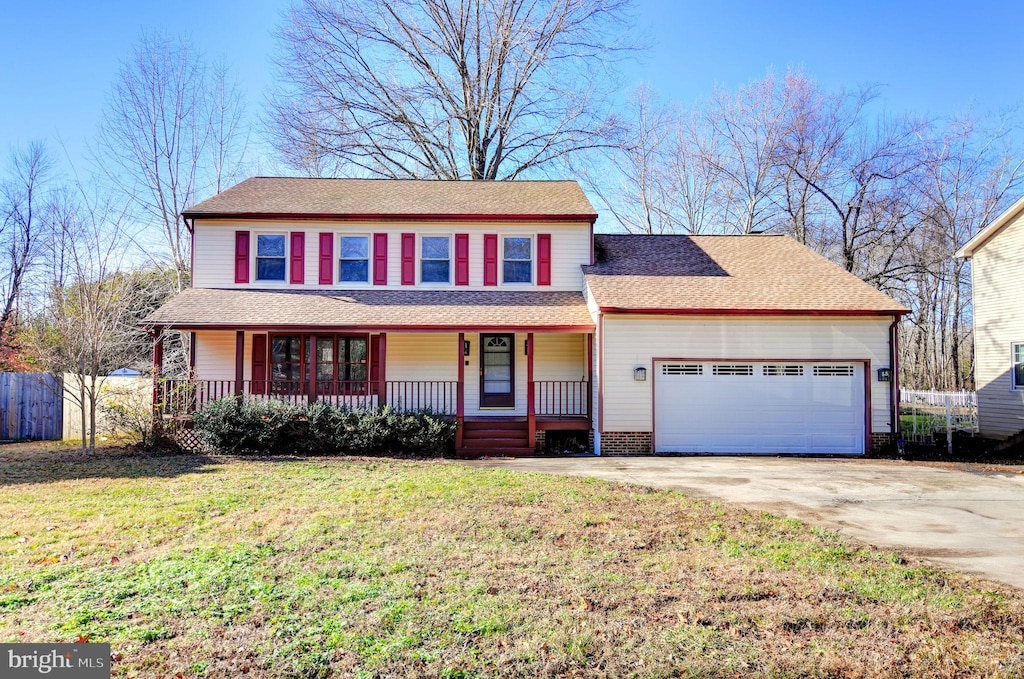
[653,360,867,454]
[583,234,908,456]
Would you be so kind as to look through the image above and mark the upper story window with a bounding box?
[503,236,532,283]
[1014,343,1024,389]
[256,234,286,281]
[339,236,369,283]
[421,236,450,283]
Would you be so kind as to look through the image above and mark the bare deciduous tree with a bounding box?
[27,188,160,455]
[97,31,246,292]
[271,0,635,180]
[0,142,53,359]
[904,116,1024,389]
[599,70,1023,390]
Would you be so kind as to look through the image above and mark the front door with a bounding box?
[480,334,515,407]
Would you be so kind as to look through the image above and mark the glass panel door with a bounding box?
[480,334,515,407]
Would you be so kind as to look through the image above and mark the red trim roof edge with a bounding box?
[182,211,599,223]
[599,306,909,317]
[143,323,595,333]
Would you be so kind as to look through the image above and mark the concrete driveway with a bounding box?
[463,456,1024,590]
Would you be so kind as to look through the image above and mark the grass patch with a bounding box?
[2,442,1024,677]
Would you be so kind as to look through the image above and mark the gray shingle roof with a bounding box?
[144,288,595,330]
[183,177,598,220]
[584,234,908,314]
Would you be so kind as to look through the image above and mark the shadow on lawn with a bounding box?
[0,442,220,486]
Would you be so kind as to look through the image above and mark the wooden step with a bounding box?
[457,446,535,458]
[463,420,527,431]
[462,427,529,438]
[462,437,530,448]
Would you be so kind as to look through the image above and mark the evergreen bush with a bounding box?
[191,397,456,456]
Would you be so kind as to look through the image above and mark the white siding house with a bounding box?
[146,177,906,456]
[956,195,1024,439]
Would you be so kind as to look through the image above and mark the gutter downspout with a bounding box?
[186,217,195,289]
[595,312,603,456]
[889,315,901,443]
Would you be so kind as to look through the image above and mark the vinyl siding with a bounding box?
[599,315,894,434]
[194,331,247,382]
[192,219,591,291]
[193,330,587,419]
[971,210,1024,438]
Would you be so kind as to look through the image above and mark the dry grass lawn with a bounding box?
[1,441,1023,678]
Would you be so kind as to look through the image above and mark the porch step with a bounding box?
[457,446,536,459]
[462,437,530,448]
[459,419,534,458]
[463,419,527,429]
[462,427,530,438]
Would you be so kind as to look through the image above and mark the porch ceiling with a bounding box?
[143,288,595,332]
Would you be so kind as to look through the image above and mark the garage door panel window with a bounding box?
[662,363,702,375]
[712,364,753,376]
[813,365,855,377]
[763,365,804,376]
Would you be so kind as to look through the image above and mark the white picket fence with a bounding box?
[899,388,978,452]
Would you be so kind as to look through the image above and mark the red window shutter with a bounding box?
[455,233,469,285]
[369,334,381,393]
[290,232,305,284]
[234,231,250,284]
[318,233,333,284]
[483,234,498,286]
[251,334,268,395]
[537,233,552,286]
[401,233,415,285]
[373,233,388,285]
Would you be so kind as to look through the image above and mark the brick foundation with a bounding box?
[598,431,652,455]
[534,428,594,454]
[870,432,895,455]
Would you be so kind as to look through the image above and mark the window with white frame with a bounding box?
[338,236,369,283]
[1014,343,1024,389]
[256,234,286,281]
[421,236,450,283]
[503,236,532,283]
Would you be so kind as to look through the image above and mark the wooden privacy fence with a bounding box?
[0,373,62,440]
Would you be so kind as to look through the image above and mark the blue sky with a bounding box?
[3,0,1021,176]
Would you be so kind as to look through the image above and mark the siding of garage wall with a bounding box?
[599,315,895,435]
[970,210,1024,439]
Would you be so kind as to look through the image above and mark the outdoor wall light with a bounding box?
[877,367,892,382]
[524,339,530,355]
[463,340,471,356]
[634,366,647,381]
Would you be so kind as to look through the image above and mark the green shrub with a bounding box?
[191,398,456,457]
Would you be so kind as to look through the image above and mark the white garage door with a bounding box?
[654,361,865,454]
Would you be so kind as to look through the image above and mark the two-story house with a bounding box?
[145,177,907,456]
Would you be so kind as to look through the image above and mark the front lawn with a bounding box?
[1,443,1023,677]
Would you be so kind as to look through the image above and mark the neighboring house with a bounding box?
[956,195,1024,440]
[145,177,907,456]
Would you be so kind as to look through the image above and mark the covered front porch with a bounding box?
[153,329,593,456]
[144,287,597,455]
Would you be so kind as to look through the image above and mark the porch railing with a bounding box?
[154,378,458,417]
[533,380,590,417]
[155,378,587,420]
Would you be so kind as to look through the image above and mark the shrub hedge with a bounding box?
[191,398,457,456]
